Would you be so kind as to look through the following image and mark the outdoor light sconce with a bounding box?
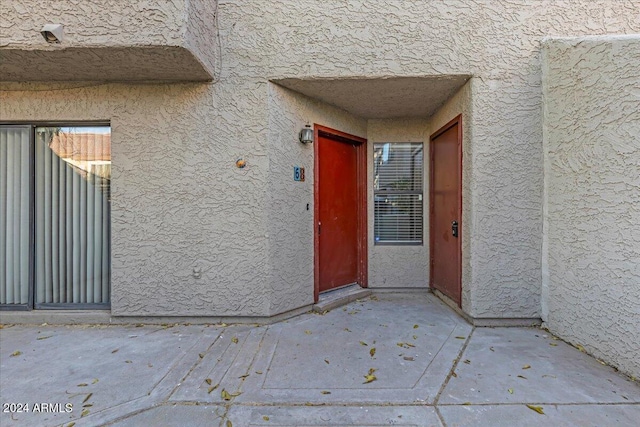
[299,124,314,144]
[41,24,64,43]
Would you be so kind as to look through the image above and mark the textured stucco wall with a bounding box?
[2,1,640,320]
[0,0,216,80]
[0,81,271,316]
[367,119,430,289]
[542,35,640,379]
[266,84,366,315]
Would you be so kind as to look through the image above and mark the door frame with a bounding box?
[429,114,463,306]
[313,124,368,303]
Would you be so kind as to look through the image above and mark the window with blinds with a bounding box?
[1,125,111,310]
[373,142,424,245]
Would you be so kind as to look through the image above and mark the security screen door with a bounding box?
[0,125,111,309]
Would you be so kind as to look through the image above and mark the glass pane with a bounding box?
[373,142,424,244]
[374,143,423,192]
[34,126,111,305]
[374,194,423,244]
[0,126,31,305]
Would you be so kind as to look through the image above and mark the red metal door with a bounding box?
[430,117,462,306]
[318,133,359,293]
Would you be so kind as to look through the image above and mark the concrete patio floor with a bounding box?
[1,293,638,427]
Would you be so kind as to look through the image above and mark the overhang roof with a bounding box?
[272,76,471,119]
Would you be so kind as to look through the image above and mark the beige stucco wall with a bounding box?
[542,35,640,379]
[2,1,640,320]
[266,84,367,315]
[367,118,430,289]
[0,0,216,80]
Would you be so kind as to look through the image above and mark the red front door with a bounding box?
[430,116,462,306]
[316,129,364,293]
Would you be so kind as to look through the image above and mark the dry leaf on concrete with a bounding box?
[526,405,545,414]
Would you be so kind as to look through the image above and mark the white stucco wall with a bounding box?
[542,35,640,379]
[2,1,640,320]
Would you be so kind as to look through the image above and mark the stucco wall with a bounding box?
[266,84,366,315]
[2,1,640,320]
[542,35,640,379]
[0,81,272,316]
[0,0,216,80]
[367,118,430,289]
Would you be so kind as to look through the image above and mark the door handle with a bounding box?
[452,220,459,238]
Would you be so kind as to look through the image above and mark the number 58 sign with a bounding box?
[293,166,305,182]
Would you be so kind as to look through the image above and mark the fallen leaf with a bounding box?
[526,405,545,415]
[413,324,419,329]
[324,359,330,364]
[463,359,471,364]
[207,385,219,394]
[369,348,376,357]
[517,375,527,379]
[82,404,93,408]
[576,344,586,353]
[348,310,359,315]
[239,374,249,380]
[549,343,558,346]
[92,379,99,384]
[81,409,90,417]
[221,389,232,401]
[125,360,132,363]
[508,388,514,394]
[37,336,52,340]
[135,324,144,327]
[10,351,22,357]
[255,371,263,374]
[489,347,495,352]
[359,341,368,346]
[321,391,331,394]
[305,330,312,335]
[231,337,238,344]
[451,372,458,378]
[220,323,228,327]
[226,420,232,427]
[67,423,76,427]
[397,342,415,349]
[111,349,119,354]
[413,335,418,340]
[205,378,212,385]
[462,402,471,405]
[403,356,414,361]
[344,328,351,332]
[455,336,466,340]
[263,416,270,421]
[522,365,531,370]
[77,383,88,387]
[363,374,377,384]
[199,353,205,359]
[82,393,93,404]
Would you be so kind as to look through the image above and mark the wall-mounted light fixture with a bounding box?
[299,124,313,144]
[41,24,64,43]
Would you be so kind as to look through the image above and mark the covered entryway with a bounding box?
[315,126,367,300]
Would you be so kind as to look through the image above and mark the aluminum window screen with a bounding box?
[373,142,423,245]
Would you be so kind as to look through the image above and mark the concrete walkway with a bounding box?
[1,293,638,427]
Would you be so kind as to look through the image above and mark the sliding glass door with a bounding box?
[0,124,111,310]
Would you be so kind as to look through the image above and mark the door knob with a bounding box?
[452,220,459,238]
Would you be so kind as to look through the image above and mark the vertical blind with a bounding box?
[0,125,111,307]
[373,142,424,244]
[0,126,31,304]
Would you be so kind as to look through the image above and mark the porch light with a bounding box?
[299,125,313,144]
[41,24,63,43]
